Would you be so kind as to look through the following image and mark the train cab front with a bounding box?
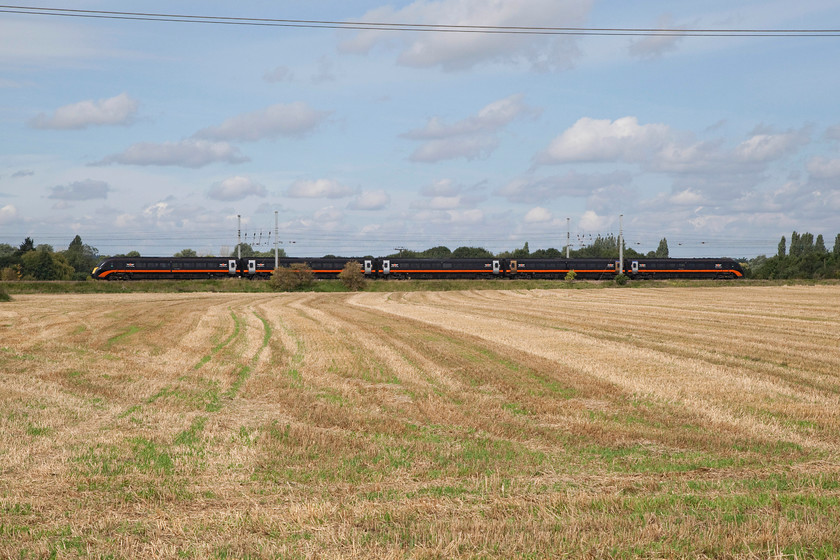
[91,260,108,280]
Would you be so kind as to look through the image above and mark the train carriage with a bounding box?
[91,257,232,280]
[511,258,620,280]
[378,258,502,279]
[628,258,743,279]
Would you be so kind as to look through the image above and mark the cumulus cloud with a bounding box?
[208,176,267,201]
[733,129,808,163]
[30,92,138,129]
[341,0,593,71]
[404,94,535,139]
[0,204,18,224]
[537,116,673,164]
[97,139,248,168]
[195,102,330,142]
[285,179,355,199]
[807,156,840,180]
[524,206,553,223]
[404,94,535,162]
[414,178,486,209]
[420,178,462,197]
[578,210,611,231]
[409,136,499,163]
[48,179,111,200]
[348,190,390,210]
[310,206,345,230]
[537,118,810,194]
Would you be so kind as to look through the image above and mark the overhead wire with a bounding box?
[1,5,839,37]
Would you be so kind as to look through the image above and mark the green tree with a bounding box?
[17,237,35,255]
[789,231,801,257]
[231,243,255,258]
[655,237,669,258]
[63,235,100,280]
[174,248,198,257]
[815,234,827,254]
[777,235,786,258]
[255,248,287,258]
[530,247,563,258]
[21,248,74,280]
[419,246,452,258]
[452,246,494,258]
[834,234,840,257]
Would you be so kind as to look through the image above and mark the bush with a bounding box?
[614,273,628,286]
[564,269,577,283]
[338,261,367,291]
[269,264,314,291]
[1,266,20,281]
[0,284,10,302]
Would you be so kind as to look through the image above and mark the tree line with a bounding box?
[4,231,838,281]
[0,236,100,281]
[748,232,840,279]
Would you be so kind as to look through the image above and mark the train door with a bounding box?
[364,260,373,276]
[382,260,390,276]
[248,259,256,276]
[228,260,237,275]
[631,261,639,274]
[508,260,517,275]
[493,260,500,275]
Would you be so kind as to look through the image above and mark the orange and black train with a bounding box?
[92,256,743,281]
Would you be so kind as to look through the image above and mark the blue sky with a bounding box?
[1,0,839,258]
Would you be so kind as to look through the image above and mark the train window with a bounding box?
[443,262,452,269]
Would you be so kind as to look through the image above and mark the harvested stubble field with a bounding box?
[1,286,839,559]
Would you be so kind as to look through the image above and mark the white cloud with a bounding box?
[313,206,345,229]
[48,179,111,201]
[349,190,390,210]
[30,93,138,130]
[579,210,610,231]
[195,102,330,142]
[0,204,18,225]
[341,0,593,71]
[208,176,267,201]
[409,136,499,163]
[670,189,704,205]
[524,207,553,223]
[420,178,462,197]
[404,94,535,162]
[807,156,840,179]
[538,116,673,164]
[734,131,808,163]
[285,179,355,199]
[98,139,248,168]
[404,94,534,139]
